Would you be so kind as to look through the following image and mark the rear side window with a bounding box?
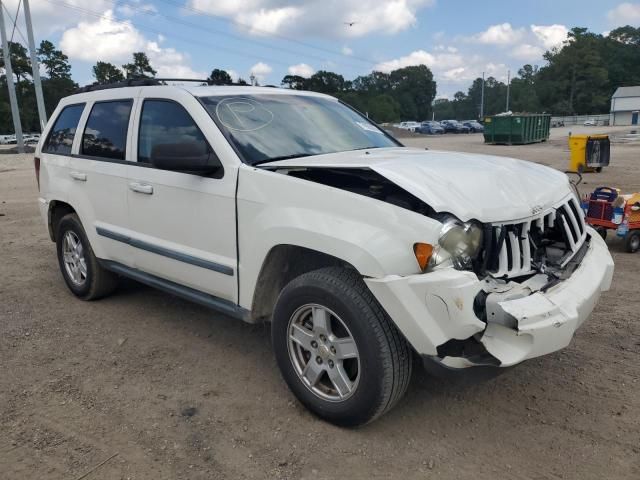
[82,100,133,160]
[137,100,209,164]
[43,104,85,155]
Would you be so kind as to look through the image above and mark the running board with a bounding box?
[100,260,253,323]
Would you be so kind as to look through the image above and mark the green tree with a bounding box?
[281,74,307,90]
[508,65,541,112]
[122,52,156,79]
[0,41,31,83]
[388,65,436,120]
[364,94,401,123]
[37,40,71,79]
[208,68,232,85]
[92,61,125,83]
[306,70,346,94]
[536,28,609,114]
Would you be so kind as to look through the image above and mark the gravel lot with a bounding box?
[1,126,639,479]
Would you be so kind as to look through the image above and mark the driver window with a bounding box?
[138,99,215,169]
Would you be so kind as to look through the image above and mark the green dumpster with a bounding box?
[483,114,551,145]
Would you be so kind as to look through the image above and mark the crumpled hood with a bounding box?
[265,147,572,223]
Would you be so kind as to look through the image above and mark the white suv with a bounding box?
[35,82,614,426]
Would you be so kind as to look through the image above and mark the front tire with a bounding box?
[56,213,118,300]
[272,267,412,427]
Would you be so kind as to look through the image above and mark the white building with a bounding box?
[610,86,640,126]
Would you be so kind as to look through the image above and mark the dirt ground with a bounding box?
[1,126,639,480]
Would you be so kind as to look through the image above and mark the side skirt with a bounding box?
[100,260,253,323]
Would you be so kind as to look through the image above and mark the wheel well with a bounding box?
[250,245,355,322]
[48,201,76,242]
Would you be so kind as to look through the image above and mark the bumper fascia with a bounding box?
[365,229,614,368]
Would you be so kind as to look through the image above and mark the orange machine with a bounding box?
[584,187,640,252]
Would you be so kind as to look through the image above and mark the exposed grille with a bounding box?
[487,196,587,278]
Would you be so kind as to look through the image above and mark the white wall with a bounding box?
[611,96,640,112]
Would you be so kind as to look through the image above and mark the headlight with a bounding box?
[432,216,483,270]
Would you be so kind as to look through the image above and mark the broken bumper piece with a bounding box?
[364,229,614,369]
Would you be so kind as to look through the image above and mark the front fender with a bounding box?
[236,166,441,309]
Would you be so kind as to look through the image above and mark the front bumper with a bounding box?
[365,229,614,368]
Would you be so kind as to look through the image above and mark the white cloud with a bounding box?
[187,0,435,38]
[145,42,206,79]
[236,7,303,35]
[342,46,354,56]
[511,43,544,60]
[226,69,240,82]
[60,10,205,79]
[477,23,524,44]
[2,0,113,37]
[374,49,467,73]
[60,10,145,62]
[530,24,568,49]
[250,62,273,83]
[607,2,640,24]
[375,50,435,72]
[288,63,315,78]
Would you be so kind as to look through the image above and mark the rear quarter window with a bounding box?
[43,103,85,155]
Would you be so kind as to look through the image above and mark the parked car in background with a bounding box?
[5,134,41,145]
[463,120,484,133]
[397,121,421,132]
[416,121,444,135]
[440,120,471,134]
[584,119,597,126]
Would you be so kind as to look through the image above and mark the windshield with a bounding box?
[200,94,398,165]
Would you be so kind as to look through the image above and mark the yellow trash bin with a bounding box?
[568,134,610,173]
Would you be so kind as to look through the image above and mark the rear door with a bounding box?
[125,90,238,302]
[40,92,137,265]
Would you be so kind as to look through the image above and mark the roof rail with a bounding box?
[75,77,262,93]
[75,77,210,93]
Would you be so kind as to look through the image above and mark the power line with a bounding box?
[98,0,372,70]
[10,0,20,42]
[1,2,28,45]
[45,0,375,73]
[159,0,378,67]
[45,0,373,75]
[42,0,294,69]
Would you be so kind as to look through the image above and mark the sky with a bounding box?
[3,0,639,98]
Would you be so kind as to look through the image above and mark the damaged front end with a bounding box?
[366,194,614,370]
[264,159,613,369]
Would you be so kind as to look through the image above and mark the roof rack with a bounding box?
[75,78,213,93]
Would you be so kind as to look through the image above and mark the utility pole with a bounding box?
[480,72,485,119]
[506,69,511,112]
[24,0,47,131]
[0,1,24,152]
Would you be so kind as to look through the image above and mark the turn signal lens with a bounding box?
[413,243,434,271]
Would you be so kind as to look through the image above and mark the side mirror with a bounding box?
[150,142,222,175]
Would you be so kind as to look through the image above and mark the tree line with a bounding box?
[0,25,638,133]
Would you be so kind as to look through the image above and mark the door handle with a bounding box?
[129,182,154,195]
[69,171,87,181]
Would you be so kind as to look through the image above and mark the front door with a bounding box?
[126,96,238,302]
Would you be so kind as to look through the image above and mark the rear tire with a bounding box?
[625,231,640,253]
[271,267,412,427]
[56,213,118,300]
